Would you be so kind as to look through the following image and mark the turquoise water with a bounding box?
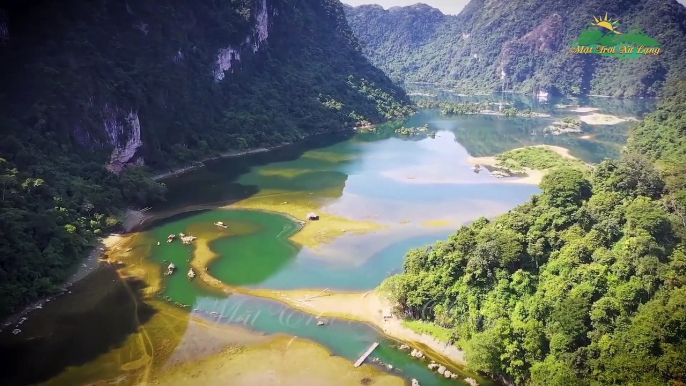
[193,294,487,386]
[1,93,653,386]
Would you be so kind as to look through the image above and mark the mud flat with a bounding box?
[579,113,637,125]
[152,335,404,386]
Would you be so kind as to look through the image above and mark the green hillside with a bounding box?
[345,0,686,97]
[0,0,412,318]
[379,79,686,385]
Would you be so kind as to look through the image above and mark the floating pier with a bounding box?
[354,342,379,367]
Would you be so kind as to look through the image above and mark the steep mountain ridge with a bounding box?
[0,0,411,317]
[345,0,686,96]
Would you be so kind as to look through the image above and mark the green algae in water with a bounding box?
[145,209,301,305]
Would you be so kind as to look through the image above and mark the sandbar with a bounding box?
[245,289,468,369]
[578,113,637,125]
[567,107,600,113]
[226,191,384,248]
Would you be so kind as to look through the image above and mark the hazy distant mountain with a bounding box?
[345,0,686,97]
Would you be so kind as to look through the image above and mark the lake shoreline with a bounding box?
[1,234,124,331]
[151,123,383,182]
[466,144,583,186]
[242,288,472,374]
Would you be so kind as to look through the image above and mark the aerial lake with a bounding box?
[0,94,654,386]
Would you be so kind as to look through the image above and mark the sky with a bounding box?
[342,0,686,16]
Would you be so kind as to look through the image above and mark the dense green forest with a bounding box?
[345,0,686,97]
[0,0,412,318]
[380,79,686,385]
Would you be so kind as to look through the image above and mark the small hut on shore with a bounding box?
[307,212,319,221]
[181,235,197,245]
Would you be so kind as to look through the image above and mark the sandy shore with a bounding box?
[466,145,579,186]
[245,289,467,369]
[578,113,638,125]
[152,235,470,374]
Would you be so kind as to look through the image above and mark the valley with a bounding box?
[1,0,685,385]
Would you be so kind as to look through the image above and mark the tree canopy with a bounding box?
[381,80,686,385]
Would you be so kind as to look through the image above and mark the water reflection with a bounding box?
[0,268,156,385]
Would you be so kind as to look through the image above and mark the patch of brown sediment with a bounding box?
[152,336,404,386]
[42,299,271,386]
[161,311,270,369]
[301,150,357,163]
[578,113,638,125]
[242,289,469,371]
[226,189,384,248]
[108,233,165,298]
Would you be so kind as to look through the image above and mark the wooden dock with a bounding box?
[354,342,379,367]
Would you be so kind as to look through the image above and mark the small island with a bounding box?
[395,124,436,138]
[467,145,589,185]
[543,117,583,135]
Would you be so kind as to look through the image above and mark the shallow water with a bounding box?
[191,294,484,386]
[0,94,653,386]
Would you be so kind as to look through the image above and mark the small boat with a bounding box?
[187,268,196,280]
[167,234,176,243]
[179,233,186,237]
[166,263,176,275]
[214,221,228,229]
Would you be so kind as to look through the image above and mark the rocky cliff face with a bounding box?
[102,106,142,173]
[0,0,411,173]
[214,0,271,82]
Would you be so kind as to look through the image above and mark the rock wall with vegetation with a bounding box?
[345,0,686,97]
[380,79,686,385]
[0,0,412,318]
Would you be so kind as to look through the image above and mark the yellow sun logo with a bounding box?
[593,13,622,34]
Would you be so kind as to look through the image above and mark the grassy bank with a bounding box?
[495,146,588,172]
[401,320,453,343]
